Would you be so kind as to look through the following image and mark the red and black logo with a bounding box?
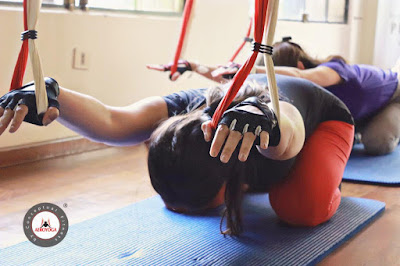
[23,203,68,247]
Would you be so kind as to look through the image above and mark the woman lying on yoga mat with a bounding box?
[248,38,400,156]
[0,74,354,236]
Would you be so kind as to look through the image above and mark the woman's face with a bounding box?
[163,182,226,213]
[148,115,230,213]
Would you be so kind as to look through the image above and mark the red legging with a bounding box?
[166,120,354,223]
[269,120,354,226]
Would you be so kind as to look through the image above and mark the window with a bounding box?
[89,0,184,13]
[278,0,348,23]
[0,0,185,14]
[0,0,66,5]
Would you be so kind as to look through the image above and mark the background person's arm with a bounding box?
[147,60,231,83]
[255,65,342,87]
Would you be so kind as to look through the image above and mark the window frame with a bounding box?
[0,0,65,9]
[278,0,349,24]
[0,0,184,17]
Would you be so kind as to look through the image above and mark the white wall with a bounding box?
[373,0,400,68]
[275,0,380,64]
[0,0,247,148]
[275,21,351,60]
[0,0,381,149]
[348,0,379,64]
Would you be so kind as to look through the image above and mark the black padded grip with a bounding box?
[169,60,192,80]
[219,96,280,146]
[0,77,60,126]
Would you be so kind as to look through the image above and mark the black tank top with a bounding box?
[163,74,353,190]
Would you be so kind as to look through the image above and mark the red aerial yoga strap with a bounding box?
[229,18,253,63]
[211,0,269,129]
[170,0,195,77]
[9,0,29,91]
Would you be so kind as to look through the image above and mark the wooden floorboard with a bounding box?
[0,136,108,168]
[0,145,399,265]
[0,144,156,249]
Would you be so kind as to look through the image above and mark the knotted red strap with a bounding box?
[170,0,195,77]
[229,18,253,63]
[211,0,269,129]
[9,0,29,91]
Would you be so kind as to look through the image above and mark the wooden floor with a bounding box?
[1,145,399,265]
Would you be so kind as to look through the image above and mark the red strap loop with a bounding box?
[9,0,29,91]
[211,0,269,129]
[170,0,195,77]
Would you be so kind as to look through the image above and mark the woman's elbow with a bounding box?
[281,141,304,160]
[277,132,304,160]
[279,120,306,160]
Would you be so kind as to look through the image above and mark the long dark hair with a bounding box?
[263,40,346,69]
[147,82,269,236]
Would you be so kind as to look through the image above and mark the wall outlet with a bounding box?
[73,48,90,70]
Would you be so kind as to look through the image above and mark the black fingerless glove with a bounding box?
[222,63,241,80]
[168,60,192,79]
[175,60,192,75]
[0,77,60,126]
[218,96,281,146]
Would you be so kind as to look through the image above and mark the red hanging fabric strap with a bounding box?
[9,0,29,91]
[211,0,269,129]
[170,0,195,77]
[229,18,253,63]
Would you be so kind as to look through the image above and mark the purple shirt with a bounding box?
[320,59,398,121]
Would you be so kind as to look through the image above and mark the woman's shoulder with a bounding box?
[319,57,348,69]
[318,57,354,83]
[162,87,207,117]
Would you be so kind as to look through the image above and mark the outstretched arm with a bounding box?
[255,66,342,87]
[147,60,232,83]
[57,88,168,145]
[190,62,232,83]
[0,85,168,146]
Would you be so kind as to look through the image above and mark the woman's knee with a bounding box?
[269,187,341,227]
[362,133,399,155]
[361,103,400,155]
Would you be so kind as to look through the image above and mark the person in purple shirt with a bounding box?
[261,38,400,155]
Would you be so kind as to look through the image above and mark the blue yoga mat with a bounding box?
[343,143,400,185]
[1,195,384,266]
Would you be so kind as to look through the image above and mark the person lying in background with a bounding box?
[257,37,400,155]
[0,72,353,236]
[193,37,400,155]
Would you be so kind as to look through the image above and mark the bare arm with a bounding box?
[256,65,342,87]
[0,86,168,146]
[147,60,231,83]
[189,62,230,83]
[57,88,168,146]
